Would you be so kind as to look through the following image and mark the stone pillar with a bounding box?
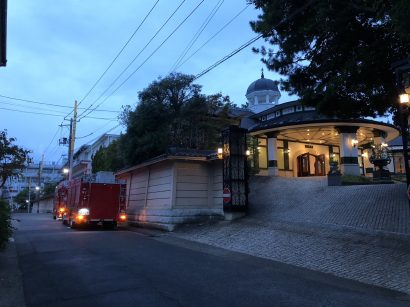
[267,132,279,176]
[337,126,360,176]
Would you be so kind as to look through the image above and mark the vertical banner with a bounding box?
[222,126,248,212]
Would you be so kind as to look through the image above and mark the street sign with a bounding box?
[223,187,231,204]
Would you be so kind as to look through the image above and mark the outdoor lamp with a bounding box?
[63,168,69,174]
[35,186,40,191]
[400,93,409,104]
[351,139,358,148]
[245,150,250,156]
[217,147,223,159]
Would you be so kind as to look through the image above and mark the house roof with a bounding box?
[115,149,218,177]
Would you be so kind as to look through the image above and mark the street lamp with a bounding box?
[392,56,410,207]
[35,186,40,213]
[62,168,69,174]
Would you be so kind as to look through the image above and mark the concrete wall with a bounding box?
[122,159,223,231]
[34,197,53,214]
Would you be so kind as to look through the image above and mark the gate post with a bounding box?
[222,126,248,219]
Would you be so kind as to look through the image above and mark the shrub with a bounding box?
[0,199,12,250]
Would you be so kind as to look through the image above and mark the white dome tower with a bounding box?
[246,69,281,113]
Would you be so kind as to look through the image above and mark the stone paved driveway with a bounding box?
[172,177,410,294]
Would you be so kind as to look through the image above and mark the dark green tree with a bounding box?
[0,130,30,189]
[0,199,12,249]
[41,182,58,198]
[120,73,234,165]
[249,0,410,118]
[91,140,125,173]
[14,188,29,207]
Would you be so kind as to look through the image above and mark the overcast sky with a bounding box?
[0,0,295,164]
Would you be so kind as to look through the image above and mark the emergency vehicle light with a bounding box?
[78,208,90,216]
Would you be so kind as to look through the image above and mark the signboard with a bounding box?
[223,187,231,204]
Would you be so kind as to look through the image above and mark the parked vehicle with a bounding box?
[61,178,127,229]
[53,182,68,220]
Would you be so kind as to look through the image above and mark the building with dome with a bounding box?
[242,71,400,177]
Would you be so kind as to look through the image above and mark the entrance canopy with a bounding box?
[250,120,399,146]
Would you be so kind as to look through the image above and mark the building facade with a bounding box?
[71,133,119,178]
[243,73,400,177]
[1,161,63,200]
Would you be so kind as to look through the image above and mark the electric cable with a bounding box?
[77,0,160,107]
[78,0,204,120]
[76,0,187,120]
[76,122,120,140]
[0,100,68,115]
[0,94,119,112]
[0,105,116,120]
[194,0,316,80]
[169,0,224,73]
[174,4,250,71]
[43,126,62,155]
[64,0,160,121]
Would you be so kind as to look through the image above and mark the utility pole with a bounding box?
[37,154,44,213]
[68,100,78,181]
[27,177,31,213]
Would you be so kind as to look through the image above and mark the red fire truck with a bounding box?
[61,178,127,229]
[53,182,68,220]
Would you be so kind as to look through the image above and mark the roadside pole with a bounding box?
[27,177,31,213]
[68,100,77,181]
[37,154,44,213]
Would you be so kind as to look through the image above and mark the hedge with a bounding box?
[0,199,12,250]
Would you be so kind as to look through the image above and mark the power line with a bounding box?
[43,126,62,156]
[0,94,119,112]
[76,0,160,109]
[0,105,117,120]
[194,0,316,80]
[175,4,250,71]
[169,0,224,73]
[79,0,204,120]
[77,0,187,120]
[0,100,68,115]
[76,122,120,140]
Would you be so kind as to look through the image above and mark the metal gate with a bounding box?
[222,126,248,212]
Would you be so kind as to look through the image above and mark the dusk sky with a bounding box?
[0,0,296,164]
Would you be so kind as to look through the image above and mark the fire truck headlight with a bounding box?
[78,208,90,216]
[119,214,127,221]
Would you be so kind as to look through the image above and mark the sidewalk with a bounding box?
[171,177,410,295]
[0,237,26,307]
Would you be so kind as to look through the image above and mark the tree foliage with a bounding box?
[120,73,234,166]
[249,0,410,118]
[0,130,30,188]
[0,199,12,250]
[91,140,125,173]
[14,188,29,207]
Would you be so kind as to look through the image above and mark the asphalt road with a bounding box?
[12,214,410,307]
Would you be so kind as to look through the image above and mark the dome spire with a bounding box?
[261,68,264,79]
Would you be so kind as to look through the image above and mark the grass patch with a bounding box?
[341,175,374,185]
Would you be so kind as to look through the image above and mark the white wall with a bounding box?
[120,159,223,231]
